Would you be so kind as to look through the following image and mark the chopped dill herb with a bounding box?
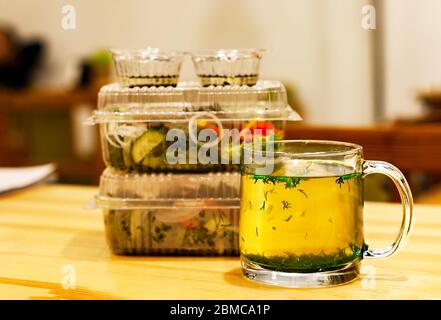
[284,177,305,189]
[285,215,293,222]
[151,222,172,243]
[121,218,131,236]
[256,227,259,237]
[252,175,276,185]
[260,201,266,211]
[298,189,308,198]
[250,174,307,189]
[264,190,269,201]
[248,200,252,210]
[281,200,291,210]
[335,172,362,188]
[336,177,344,187]
[272,226,276,231]
[241,236,245,242]
[180,211,235,248]
[244,244,362,272]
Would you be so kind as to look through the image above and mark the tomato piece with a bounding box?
[206,124,221,136]
[181,219,196,229]
[248,121,275,136]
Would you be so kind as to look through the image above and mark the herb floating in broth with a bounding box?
[297,189,308,198]
[243,244,363,273]
[239,170,364,272]
[281,200,291,210]
[336,173,362,188]
[252,175,307,189]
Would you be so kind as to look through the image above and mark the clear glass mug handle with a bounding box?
[362,160,414,259]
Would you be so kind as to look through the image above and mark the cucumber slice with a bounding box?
[131,130,165,164]
[142,154,164,169]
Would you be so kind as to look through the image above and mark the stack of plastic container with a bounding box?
[87,48,301,255]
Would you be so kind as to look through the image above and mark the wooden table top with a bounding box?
[0,184,440,300]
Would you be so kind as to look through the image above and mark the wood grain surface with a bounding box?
[0,184,440,300]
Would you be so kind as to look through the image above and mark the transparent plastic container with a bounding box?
[111,48,185,87]
[191,49,264,86]
[86,80,301,173]
[95,169,240,255]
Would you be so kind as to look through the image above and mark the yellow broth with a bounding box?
[239,167,364,272]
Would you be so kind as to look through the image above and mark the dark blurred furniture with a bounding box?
[0,88,100,183]
[286,123,441,202]
[414,90,441,123]
[287,123,441,172]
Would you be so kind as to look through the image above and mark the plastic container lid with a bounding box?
[86,80,302,123]
[95,169,240,209]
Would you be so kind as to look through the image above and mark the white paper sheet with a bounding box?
[0,163,57,194]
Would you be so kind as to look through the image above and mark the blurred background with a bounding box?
[0,0,441,203]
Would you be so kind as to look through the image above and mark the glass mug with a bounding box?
[239,140,413,287]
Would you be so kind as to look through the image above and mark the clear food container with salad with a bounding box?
[94,169,240,255]
[86,80,301,173]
